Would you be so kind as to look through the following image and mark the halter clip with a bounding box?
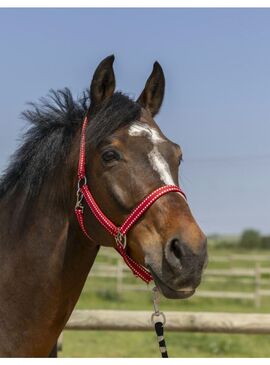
[151,286,166,325]
[77,176,87,190]
[75,190,84,211]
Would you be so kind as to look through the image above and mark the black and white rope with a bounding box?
[154,320,168,358]
[151,286,169,358]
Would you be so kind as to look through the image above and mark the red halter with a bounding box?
[75,114,187,283]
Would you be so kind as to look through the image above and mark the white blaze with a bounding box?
[128,123,164,143]
[128,122,175,185]
[148,146,175,185]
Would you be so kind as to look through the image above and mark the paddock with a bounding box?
[89,250,270,308]
[57,248,270,356]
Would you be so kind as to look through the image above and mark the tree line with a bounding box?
[239,229,270,249]
[209,230,270,249]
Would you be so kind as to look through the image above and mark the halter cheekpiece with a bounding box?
[75,114,187,283]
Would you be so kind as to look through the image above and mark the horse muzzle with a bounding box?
[147,236,208,299]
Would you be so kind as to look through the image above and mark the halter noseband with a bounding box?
[75,114,187,283]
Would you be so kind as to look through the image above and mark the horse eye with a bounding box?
[101,150,120,163]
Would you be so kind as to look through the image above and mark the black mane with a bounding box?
[0,88,141,199]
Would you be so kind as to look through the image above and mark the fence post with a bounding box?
[255,262,261,308]
[116,259,123,293]
[57,333,63,353]
[229,254,233,269]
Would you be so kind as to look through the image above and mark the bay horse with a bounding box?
[0,55,207,357]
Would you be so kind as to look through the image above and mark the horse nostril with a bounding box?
[170,237,185,261]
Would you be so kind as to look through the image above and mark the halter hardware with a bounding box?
[75,177,87,210]
[151,286,166,325]
[75,190,84,211]
[115,229,127,249]
[77,176,87,190]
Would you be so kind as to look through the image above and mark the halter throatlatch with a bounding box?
[75,114,187,283]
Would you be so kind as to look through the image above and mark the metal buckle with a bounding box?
[115,229,127,249]
[75,176,87,210]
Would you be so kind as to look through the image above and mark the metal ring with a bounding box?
[115,230,127,249]
[151,311,166,326]
[77,176,87,190]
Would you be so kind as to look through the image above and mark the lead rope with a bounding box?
[151,287,168,358]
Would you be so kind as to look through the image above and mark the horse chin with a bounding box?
[149,268,196,299]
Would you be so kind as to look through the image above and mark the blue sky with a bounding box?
[0,8,269,235]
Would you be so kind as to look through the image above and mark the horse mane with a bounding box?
[0,88,141,200]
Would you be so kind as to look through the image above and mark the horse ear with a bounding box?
[90,55,116,107]
[137,61,165,117]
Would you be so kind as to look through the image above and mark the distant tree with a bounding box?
[261,236,270,249]
[239,229,261,249]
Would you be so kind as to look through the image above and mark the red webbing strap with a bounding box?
[78,115,88,180]
[119,185,186,236]
[76,184,186,284]
[81,184,118,236]
[76,205,152,282]
[80,184,186,238]
[115,242,152,283]
[75,208,95,242]
[75,199,153,283]
[75,113,187,284]
[75,114,152,282]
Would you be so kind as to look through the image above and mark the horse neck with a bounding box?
[0,131,100,356]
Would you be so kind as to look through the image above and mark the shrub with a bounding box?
[239,229,261,249]
[261,235,270,249]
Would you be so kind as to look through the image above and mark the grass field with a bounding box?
[60,245,270,358]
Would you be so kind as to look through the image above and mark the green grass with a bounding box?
[60,246,270,358]
[61,331,270,357]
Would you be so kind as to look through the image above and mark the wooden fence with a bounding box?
[57,309,270,353]
[65,309,270,334]
[89,250,270,308]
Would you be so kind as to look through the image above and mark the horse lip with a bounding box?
[148,267,196,299]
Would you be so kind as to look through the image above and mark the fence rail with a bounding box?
[90,264,270,278]
[90,250,270,307]
[210,254,270,262]
[65,309,270,334]
[99,248,270,263]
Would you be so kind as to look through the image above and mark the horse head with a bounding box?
[79,55,207,299]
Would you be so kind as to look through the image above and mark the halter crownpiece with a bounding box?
[75,114,187,283]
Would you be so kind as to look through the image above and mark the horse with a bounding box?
[0,55,207,357]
